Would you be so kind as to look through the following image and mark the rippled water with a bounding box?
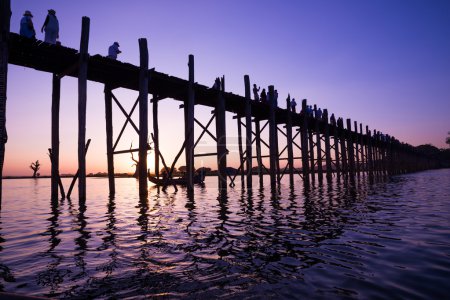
[1,169,449,299]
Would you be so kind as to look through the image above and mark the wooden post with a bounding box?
[286,95,294,186]
[308,124,315,183]
[185,55,195,190]
[315,116,323,183]
[216,80,227,190]
[339,119,347,178]
[152,95,159,179]
[0,0,10,206]
[323,110,332,182]
[359,123,365,174]
[333,123,341,179]
[346,119,355,181]
[373,130,379,176]
[366,126,373,179]
[104,85,115,195]
[268,86,277,189]
[78,17,90,201]
[237,115,244,187]
[51,74,61,200]
[300,99,310,185]
[255,120,263,187]
[244,75,252,189]
[354,121,360,175]
[138,38,149,196]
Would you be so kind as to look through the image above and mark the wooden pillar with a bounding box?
[255,120,263,187]
[152,95,159,179]
[373,130,379,176]
[323,110,332,182]
[216,79,227,190]
[185,55,195,190]
[268,86,277,189]
[286,95,294,186]
[346,119,355,181]
[244,75,252,189]
[359,123,365,174]
[104,85,115,195]
[339,120,347,178]
[78,17,90,201]
[0,0,11,206]
[366,126,373,179]
[354,121,360,175]
[308,124,315,183]
[315,116,323,183]
[51,74,61,200]
[138,38,149,196]
[333,124,341,179]
[300,99,310,185]
[237,115,244,187]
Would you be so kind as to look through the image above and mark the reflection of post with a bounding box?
[78,17,90,201]
[0,0,11,206]
[255,120,263,187]
[138,38,148,196]
[244,75,252,189]
[104,85,115,195]
[51,74,61,200]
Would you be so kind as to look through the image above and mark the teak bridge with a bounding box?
[0,5,438,202]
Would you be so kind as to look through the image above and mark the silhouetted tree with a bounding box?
[30,160,40,178]
[129,142,152,178]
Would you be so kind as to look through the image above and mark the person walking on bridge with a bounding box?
[41,9,59,44]
[20,10,36,39]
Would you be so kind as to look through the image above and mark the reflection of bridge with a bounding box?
[0,4,438,202]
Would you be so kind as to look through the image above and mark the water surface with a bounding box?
[1,170,449,299]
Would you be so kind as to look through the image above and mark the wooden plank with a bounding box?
[138,38,148,196]
[51,74,61,200]
[185,55,195,190]
[244,75,252,189]
[78,17,90,202]
[104,85,115,195]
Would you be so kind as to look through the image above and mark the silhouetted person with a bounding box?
[316,107,323,119]
[20,10,36,39]
[253,84,260,101]
[330,113,336,125]
[291,98,297,112]
[108,42,122,60]
[41,9,59,44]
[274,90,279,106]
[260,88,267,102]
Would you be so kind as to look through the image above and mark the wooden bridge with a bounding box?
[0,3,438,203]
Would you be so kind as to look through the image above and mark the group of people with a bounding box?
[252,84,279,106]
[20,9,123,60]
[20,9,59,44]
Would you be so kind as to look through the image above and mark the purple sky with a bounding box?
[5,0,450,176]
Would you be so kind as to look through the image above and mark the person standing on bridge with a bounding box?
[20,11,36,39]
[291,98,297,112]
[41,9,59,44]
[108,42,122,60]
[253,84,260,101]
[260,88,267,103]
